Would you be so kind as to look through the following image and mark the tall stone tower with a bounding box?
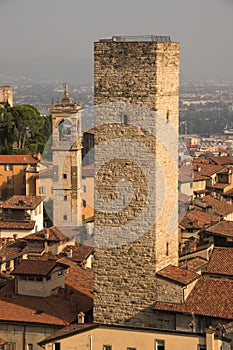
[51,84,82,229]
[94,36,180,326]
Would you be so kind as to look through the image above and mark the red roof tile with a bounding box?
[179,257,208,272]
[1,195,43,210]
[206,221,233,238]
[180,208,219,229]
[11,260,69,277]
[62,243,94,264]
[0,280,76,326]
[155,276,233,319]
[38,324,97,346]
[192,163,223,177]
[204,247,233,276]
[193,172,208,181]
[24,226,69,242]
[193,195,233,216]
[0,155,38,165]
[0,221,35,230]
[58,257,93,299]
[157,265,200,285]
[209,156,233,166]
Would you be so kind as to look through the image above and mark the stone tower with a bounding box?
[51,84,82,229]
[94,36,180,326]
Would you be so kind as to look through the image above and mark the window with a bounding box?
[103,346,112,350]
[123,114,128,124]
[83,199,86,208]
[28,344,33,350]
[63,215,67,221]
[28,276,35,281]
[7,176,12,184]
[46,274,51,281]
[166,242,169,256]
[64,195,67,201]
[82,185,86,193]
[155,340,165,350]
[198,346,206,350]
[63,173,67,179]
[39,186,46,194]
[54,343,61,350]
[127,348,136,350]
[4,164,12,171]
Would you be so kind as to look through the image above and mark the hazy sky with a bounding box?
[0,0,232,83]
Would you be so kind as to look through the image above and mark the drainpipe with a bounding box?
[22,325,26,350]
[89,335,93,350]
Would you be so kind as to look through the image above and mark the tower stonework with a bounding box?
[51,84,82,229]
[94,36,180,326]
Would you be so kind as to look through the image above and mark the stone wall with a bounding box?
[94,39,180,326]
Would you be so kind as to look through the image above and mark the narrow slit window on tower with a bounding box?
[166,242,169,256]
[166,110,170,123]
[64,195,67,201]
[63,174,67,179]
[63,215,67,221]
[123,114,128,125]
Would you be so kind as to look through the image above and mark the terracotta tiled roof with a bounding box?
[193,195,233,216]
[38,323,97,346]
[0,239,26,260]
[0,280,77,326]
[204,247,233,276]
[179,171,193,183]
[193,172,208,181]
[0,221,35,230]
[157,265,200,285]
[192,163,223,177]
[0,155,38,165]
[180,208,219,229]
[11,259,69,277]
[179,257,208,272]
[155,276,233,319]
[58,257,93,299]
[62,243,94,264]
[207,183,230,189]
[209,156,233,166]
[1,195,43,210]
[24,226,69,242]
[206,221,233,238]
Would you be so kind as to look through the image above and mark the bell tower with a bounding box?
[51,84,82,229]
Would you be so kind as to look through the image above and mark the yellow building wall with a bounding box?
[0,165,38,198]
[45,327,207,350]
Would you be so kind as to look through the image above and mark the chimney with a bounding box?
[44,229,50,252]
[77,311,85,324]
[44,228,50,240]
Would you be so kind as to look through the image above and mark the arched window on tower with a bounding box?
[59,119,72,141]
